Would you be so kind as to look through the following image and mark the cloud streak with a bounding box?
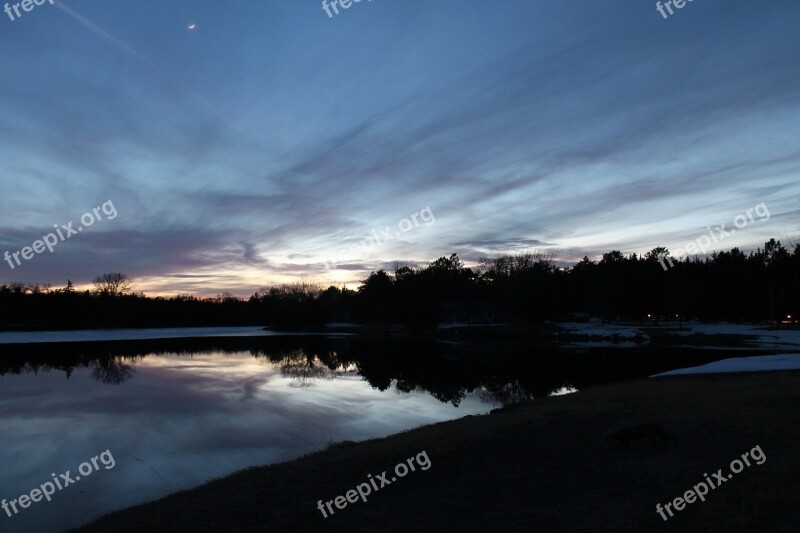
[0,0,798,294]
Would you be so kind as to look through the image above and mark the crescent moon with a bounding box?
[188,23,196,30]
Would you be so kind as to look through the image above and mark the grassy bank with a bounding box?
[78,371,800,532]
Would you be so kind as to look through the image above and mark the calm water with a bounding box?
[0,330,730,532]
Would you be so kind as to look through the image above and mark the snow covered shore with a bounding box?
[652,354,800,376]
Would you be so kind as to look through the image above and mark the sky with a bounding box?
[0,0,798,296]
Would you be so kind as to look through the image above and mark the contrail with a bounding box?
[52,1,253,136]
[53,1,158,70]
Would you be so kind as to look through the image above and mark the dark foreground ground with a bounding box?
[77,371,800,533]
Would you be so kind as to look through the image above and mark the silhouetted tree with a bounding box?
[93,273,132,296]
[1,238,798,330]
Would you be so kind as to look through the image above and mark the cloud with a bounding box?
[1,0,798,293]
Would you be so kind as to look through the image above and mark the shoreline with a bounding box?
[77,370,800,532]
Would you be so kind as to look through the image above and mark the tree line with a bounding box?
[0,238,797,330]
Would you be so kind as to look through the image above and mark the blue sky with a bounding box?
[1,0,798,295]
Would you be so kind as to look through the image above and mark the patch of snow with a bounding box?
[669,323,800,349]
[652,354,800,377]
[669,345,770,352]
[436,322,513,329]
[556,322,646,339]
[564,341,641,348]
[0,326,278,345]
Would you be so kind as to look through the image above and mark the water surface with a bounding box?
[0,343,487,531]
[0,331,732,532]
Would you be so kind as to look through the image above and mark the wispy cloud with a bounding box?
[0,0,798,294]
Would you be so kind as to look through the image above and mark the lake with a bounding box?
[0,328,732,532]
